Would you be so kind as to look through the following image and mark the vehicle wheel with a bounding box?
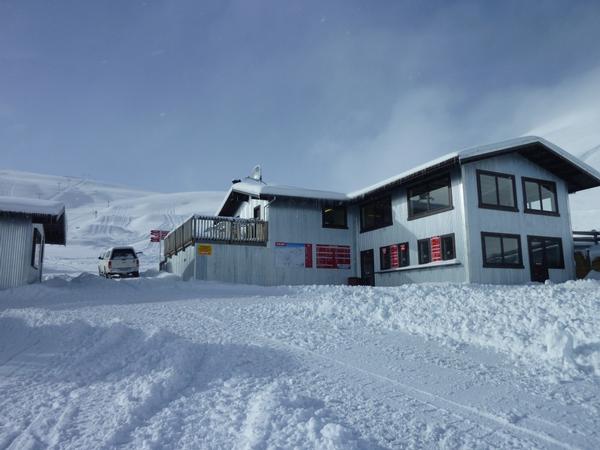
[133,271,140,278]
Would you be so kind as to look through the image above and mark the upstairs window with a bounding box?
[253,205,261,220]
[360,196,392,232]
[380,242,409,270]
[408,174,452,220]
[477,170,517,211]
[481,232,523,268]
[522,177,558,215]
[322,205,347,229]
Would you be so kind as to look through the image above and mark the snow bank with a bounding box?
[302,281,600,379]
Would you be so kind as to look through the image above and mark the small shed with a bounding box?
[0,196,66,289]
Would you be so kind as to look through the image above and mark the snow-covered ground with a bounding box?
[2,274,600,449]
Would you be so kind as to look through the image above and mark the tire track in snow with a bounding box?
[191,309,581,450]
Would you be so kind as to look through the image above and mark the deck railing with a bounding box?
[573,230,600,246]
[163,215,268,257]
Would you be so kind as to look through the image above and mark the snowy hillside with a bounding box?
[0,170,224,273]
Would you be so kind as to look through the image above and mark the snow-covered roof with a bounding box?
[217,136,600,215]
[0,196,65,216]
[0,196,66,245]
[216,179,347,216]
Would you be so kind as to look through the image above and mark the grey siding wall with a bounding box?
[355,167,468,285]
[0,217,43,289]
[462,153,575,284]
[165,199,355,285]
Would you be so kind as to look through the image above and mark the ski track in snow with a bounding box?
[1,275,600,449]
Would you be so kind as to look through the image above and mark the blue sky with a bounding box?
[1,0,600,193]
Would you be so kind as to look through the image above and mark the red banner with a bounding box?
[316,245,351,269]
[431,236,442,262]
[305,244,313,268]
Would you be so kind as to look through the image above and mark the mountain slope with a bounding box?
[0,170,224,273]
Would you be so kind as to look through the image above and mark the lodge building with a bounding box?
[162,136,600,286]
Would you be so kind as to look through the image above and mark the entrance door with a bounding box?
[360,249,375,286]
[528,237,549,282]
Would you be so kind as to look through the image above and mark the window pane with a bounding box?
[497,176,515,207]
[409,191,429,216]
[525,181,541,210]
[544,239,562,267]
[442,235,455,260]
[323,206,346,228]
[418,240,430,264]
[380,246,391,270]
[540,184,556,212]
[479,174,497,205]
[361,197,391,230]
[529,238,544,265]
[502,237,520,265]
[428,179,451,210]
[399,242,409,267]
[484,236,503,265]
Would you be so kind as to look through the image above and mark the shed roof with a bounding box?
[0,196,66,245]
[216,136,600,215]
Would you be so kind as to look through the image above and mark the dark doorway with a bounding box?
[527,235,565,282]
[360,249,375,286]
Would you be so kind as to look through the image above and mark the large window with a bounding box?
[322,205,347,229]
[380,242,409,270]
[408,174,452,220]
[522,177,558,215]
[418,234,455,265]
[360,196,392,232]
[528,236,564,269]
[476,170,517,211]
[481,232,523,268]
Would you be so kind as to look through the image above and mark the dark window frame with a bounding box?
[407,173,453,221]
[379,241,410,271]
[360,196,393,233]
[481,232,524,268]
[322,204,348,229]
[418,238,431,265]
[253,205,261,220]
[527,235,565,269]
[441,233,456,261]
[476,169,518,212]
[521,177,559,216]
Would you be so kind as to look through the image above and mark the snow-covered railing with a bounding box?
[163,215,268,257]
[573,230,600,246]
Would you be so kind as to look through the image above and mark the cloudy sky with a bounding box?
[1,0,600,193]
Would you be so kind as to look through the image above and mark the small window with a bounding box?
[253,205,261,220]
[528,236,564,269]
[522,177,558,215]
[481,232,523,268]
[441,234,455,260]
[408,174,453,220]
[322,205,347,229]
[31,228,42,268]
[476,170,517,211]
[418,239,431,264]
[111,248,136,259]
[380,242,410,270]
[360,196,392,232]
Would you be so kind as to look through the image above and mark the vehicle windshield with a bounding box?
[112,248,136,259]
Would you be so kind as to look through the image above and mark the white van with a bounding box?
[98,246,140,278]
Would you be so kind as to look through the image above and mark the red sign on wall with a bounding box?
[431,236,442,262]
[390,245,399,268]
[316,245,351,269]
[305,244,313,268]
